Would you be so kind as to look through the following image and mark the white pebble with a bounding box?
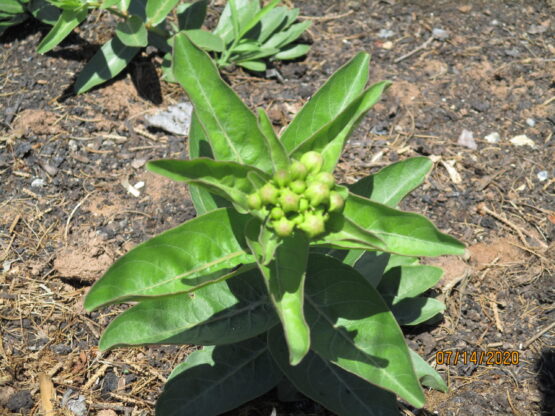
[526,118,536,127]
[485,132,500,143]
[510,134,536,148]
[537,171,548,182]
[31,178,45,188]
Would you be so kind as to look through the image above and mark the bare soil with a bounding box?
[1,1,554,415]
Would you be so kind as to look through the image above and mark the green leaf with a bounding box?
[353,251,391,286]
[280,52,369,152]
[238,59,266,71]
[237,0,279,40]
[115,16,147,47]
[99,269,277,350]
[257,6,287,43]
[233,46,279,61]
[344,193,466,257]
[74,36,139,94]
[378,265,443,303]
[391,297,445,326]
[263,20,311,49]
[36,7,87,54]
[290,81,391,172]
[213,0,259,45]
[246,222,310,366]
[147,30,171,52]
[0,0,25,14]
[409,349,448,392]
[184,29,224,52]
[0,14,27,33]
[350,157,433,207]
[177,0,207,30]
[268,327,399,416]
[127,0,146,19]
[146,158,269,212]
[256,108,289,171]
[28,0,61,25]
[157,338,282,416]
[145,0,179,26]
[172,32,274,173]
[305,254,425,407]
[314,214,386,252]
[84,208,254,311]
[274,43,309,60]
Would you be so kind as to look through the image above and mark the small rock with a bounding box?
[491,19,499,25]
[505,47,520,57]
[145,101,193,135]
[378,29,395,38]
[485,132,500,143]
[7,390,33,412]
[510,134,536,148]
[131,158,147,169]
[537,171,548,182]
[471,100,490,112]
[526,118,536,127]
[381,41,394,50]
[458,129,477,149]
[432,28,449,40]
[31,178,45,188]
[527,24,548,34]
[66,395,87,416]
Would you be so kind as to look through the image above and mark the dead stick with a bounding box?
[395,36,434,63]
[523,321,555,349]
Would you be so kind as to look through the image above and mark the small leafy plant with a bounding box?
[84,32,464,415]
[0,0,59,35]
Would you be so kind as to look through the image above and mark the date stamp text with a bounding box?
[435,350,520,366]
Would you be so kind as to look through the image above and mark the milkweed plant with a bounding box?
[84,32,465,415]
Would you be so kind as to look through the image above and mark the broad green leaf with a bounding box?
[409,349,448,392]
[280,53,369,152]
[146,0,179,26]
[291,81,391,172]
[172,33,274,173]
[84,208,254,311]
[0,0,25,14]
[354,251,391,286]
[268,327,399,416]
[258,6,287,43]
[246,222,310,366]
[100,0,121,8]
[391,297,445,326]
[378,265,443,303]
[115,16,147,47]
[350,157,433,207]
[344,193,466,256]
[74,37,139,94]
[385,254,419,271]
[147,30,171,52]
[157,338,282,416]
[147,158,269,212]
[184,29,224,52]
[231,39,259,53]
[313,214,386,252]
[237,0,279,40]
[238,59,266,71]
[256,108,289,171]
[177,0,207,30]
[274,43,310,60]
[263,21,311,49]
[187,111,232,215]
[305,255,425,407]
[28,0,60,25]
[36,7,87,54]
[128,0,147,20]
[213,0,258,45]
[99,269,277,350]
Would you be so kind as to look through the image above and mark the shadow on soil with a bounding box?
[537,349,555,415]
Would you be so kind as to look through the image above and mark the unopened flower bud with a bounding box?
[300,151,324,173]
[313,172,335,188]
[247,192,262,210]
[270,206,284,220]
[292,214,304,225]
[273,217,294,237]
[289,160,308,180]
[305,181,330,207]
[260,183,279,205]
[279,189,300,213]
[273,169,290,188]
[299,198,309,212]
[289,180,306,194]
[328,191,345,213]
[298,212,326,238]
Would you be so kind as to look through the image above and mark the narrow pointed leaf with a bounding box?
[99,269,277,350]
[262,21,311,49]
[36,7,87,54]
[172,32,274,172]
[28,0,61,25]
[257,108,289,171]
[268,327,399,416]
[146,0,179,25]
[157,338,281,416]
[313,214,386,252]
[305,254,425,407]
[258,6,287,43]
[0,0,25,14]
[350,157,433,207]
[213,0,259,44]
[147,158,269,211]
[290,81,391,172]
[344,193,465,256]
[280,52,369,152]
[84,208,254,311]
[238,0,280,40]
[391,297,445,326]
[238,60,266,71]
[274,43,310,60]
[115,16,147,47]
[75,37,139,94]
[246,222,310,365]
[409,349,448,392]
[378,265,443,303]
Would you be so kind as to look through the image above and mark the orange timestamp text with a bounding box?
[435,350,520,366]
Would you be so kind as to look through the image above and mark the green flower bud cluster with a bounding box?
[247,151,345,238]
